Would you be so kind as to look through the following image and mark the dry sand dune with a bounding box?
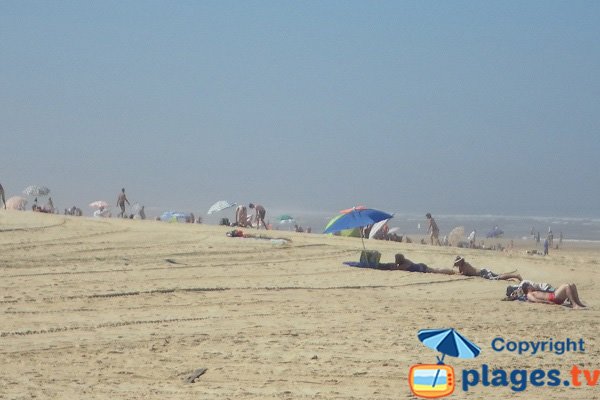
[1,210,598,399]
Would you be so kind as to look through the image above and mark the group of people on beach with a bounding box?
[367,251,586,309]
[453,255,584,308]
[234,203,268,229]
[31,197,55,213]
[2,181,261,226]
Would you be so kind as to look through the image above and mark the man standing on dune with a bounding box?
[117,188,130,218]
[426,213,441,246]
[0,182,5,209]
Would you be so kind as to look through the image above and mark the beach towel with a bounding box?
[345,261,398,269]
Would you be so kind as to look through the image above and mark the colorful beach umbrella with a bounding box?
[324,214,361,237]
[323,208,393,234]
[324,208,393,249]
[207,200,236,215]
[161,211,192,223]
[277,214,295,223]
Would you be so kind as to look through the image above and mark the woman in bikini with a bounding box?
[524,282,587,309]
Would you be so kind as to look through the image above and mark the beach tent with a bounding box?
[160,211,192,223]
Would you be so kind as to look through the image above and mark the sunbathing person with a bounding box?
[506,280,554,296]
[453,256,522,281]
[523,282,586,309]
[376,254,455,275]
[505,280,555,301]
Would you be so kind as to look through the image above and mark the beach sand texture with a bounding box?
[1,210,598,399]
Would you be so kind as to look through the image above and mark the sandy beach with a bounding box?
[1,210,598,399]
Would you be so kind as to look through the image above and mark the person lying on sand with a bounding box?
[453,256,522,281]
[505,280,555,301]
[506,280,553,297]
[226,229,290,242]
[523,282,586,309]
[376,254,455,275]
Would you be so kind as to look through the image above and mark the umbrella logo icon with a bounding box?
[409,328,481,398]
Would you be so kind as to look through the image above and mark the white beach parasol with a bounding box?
[448,226,465,247]
[6,196,28,210]
[89,200,109,209]
[207,200,237,215]
[23,185,50,197]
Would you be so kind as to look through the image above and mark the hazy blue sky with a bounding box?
[2,1,599,220]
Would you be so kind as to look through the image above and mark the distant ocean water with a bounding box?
[273,212,600,243]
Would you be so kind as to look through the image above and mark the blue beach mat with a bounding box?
[344,261,370,268]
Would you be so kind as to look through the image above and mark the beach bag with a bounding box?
[220,217,230,226]
[360,250,381,267]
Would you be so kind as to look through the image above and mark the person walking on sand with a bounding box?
[0,182,5,209]
[117,188,130,218]
[426,213,441,246]
[249,203,268,230]
[453,255,522,281]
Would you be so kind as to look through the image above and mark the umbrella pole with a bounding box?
[360,230,366,250]
[432,354,446,387]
